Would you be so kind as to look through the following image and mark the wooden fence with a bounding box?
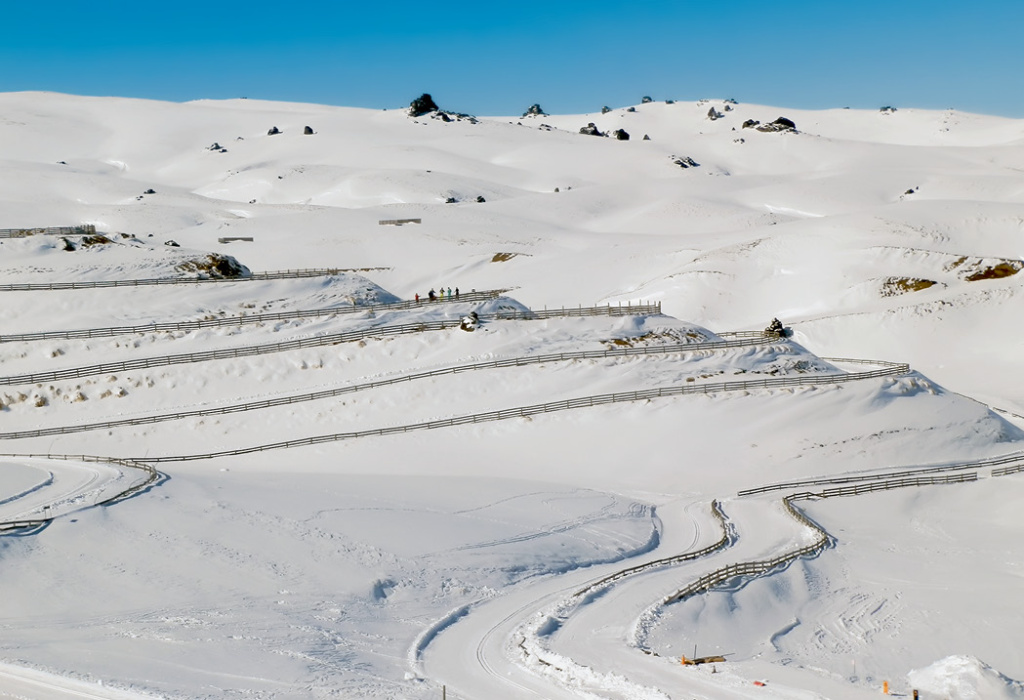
[128,356,909,463]
[0,453,161,533]
[0,225,96,239]
[738,449,1024,496]
[0,289,508,343]
[0,267,391,291]
[0,335,765,440]
[0,303,662,387]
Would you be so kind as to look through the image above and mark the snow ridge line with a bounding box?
[130,357,910,463]
[0,336,772,440]
[409,603,473,677]
[0,303,660,386]
[0,454,162,534]
[0,268,391,291]
[0,290,507,343]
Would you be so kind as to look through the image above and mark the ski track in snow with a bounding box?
[2,94,1024,699]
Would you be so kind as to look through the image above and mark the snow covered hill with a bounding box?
[0,92,1021,699]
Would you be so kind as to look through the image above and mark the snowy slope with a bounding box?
[0,92,1022,699]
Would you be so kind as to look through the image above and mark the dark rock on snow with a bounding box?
[522,104,546,117]
[409,93,439,117]
[671,155,700,169]
[579,122,603,136]
[742,119,761,129]
[612,129,629,141]
[756,117,797,133]
[267,126,281,135]
[303,126,314,135]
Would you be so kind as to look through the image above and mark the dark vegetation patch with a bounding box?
[945,255,1022,282]
[882,277,938,296]
[603,329,707,347]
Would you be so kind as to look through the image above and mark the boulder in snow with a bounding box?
[409,93,439,117]
[756,117,797,133]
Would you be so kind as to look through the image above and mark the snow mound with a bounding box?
[908,655,1024,699]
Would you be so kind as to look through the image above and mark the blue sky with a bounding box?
[3,0,1021,116]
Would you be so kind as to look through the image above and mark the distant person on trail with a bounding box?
[447,287,452,298]
[455,287,460,299]
[439,288,445,300]
[428,289,436,301]
[415,293,420,303]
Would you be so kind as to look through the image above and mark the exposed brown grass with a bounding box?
[881,277,938,296]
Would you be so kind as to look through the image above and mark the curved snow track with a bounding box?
[3,296,1022,699]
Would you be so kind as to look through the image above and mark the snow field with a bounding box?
[1,91,1023,698]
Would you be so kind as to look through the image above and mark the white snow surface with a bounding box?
[0,92,1022,699]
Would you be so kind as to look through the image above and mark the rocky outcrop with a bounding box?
[741,119,761,129]
[612,129,630,141]
[409,93,439,117]
[756,117,797,133]
[267,126,281,135]
[303,126,314,135]
[175,253,249,279]
[670,155,700,168]
[579,122,604,136]
[707,107,723,121]
[522,104,546,117]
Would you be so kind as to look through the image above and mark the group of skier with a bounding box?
[414,286,460,303]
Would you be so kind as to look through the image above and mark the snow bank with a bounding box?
[908,656,1024,699]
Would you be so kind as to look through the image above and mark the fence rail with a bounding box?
[0,452,161,534]
[0,267,391,292]
[574,501,731,598]
[0,290,508,343]
[0,304,662,387]
[663,493,829,604]
[0,335,766,440]
[738,449,1024,496]
[127,357,908,463]
[0,225,96,239]
[665,468,989,606]
[993,463,1024,477]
